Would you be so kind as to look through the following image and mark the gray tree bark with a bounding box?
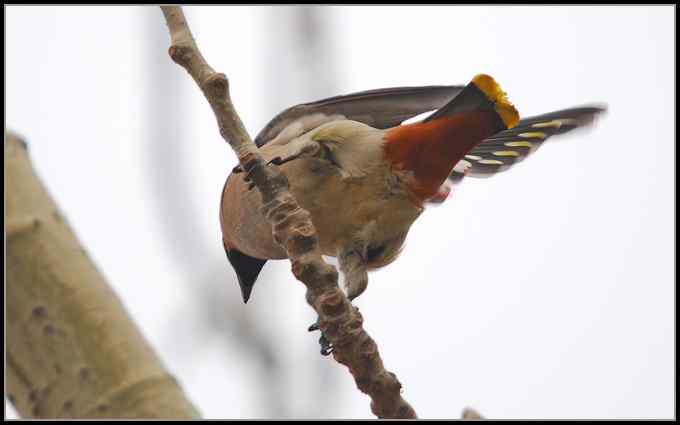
[5,132,200,419]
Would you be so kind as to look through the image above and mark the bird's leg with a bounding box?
[238,154,306,190]
[233,139,322,176]
[232,154,304,175]
[239,142,323,191]
[308,243,369,356]
[308,319,334,356]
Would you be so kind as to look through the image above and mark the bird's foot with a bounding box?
[308,320,334,356]
[233,154,305,191]
[232,154,303,175]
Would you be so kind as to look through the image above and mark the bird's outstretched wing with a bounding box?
[449,105,607,181]
[255,85,464,147]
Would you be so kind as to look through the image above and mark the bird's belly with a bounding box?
[287,158,421,257]
[220,155,421,261]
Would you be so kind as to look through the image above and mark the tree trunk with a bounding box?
[5,132,200,419]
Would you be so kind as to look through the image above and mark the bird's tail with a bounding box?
[445,104,607,182]
[384,74,521,202]
[424,74,519,132]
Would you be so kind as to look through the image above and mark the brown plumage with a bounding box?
[219,74,605,303]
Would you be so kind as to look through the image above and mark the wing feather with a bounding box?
[255,85,464,147]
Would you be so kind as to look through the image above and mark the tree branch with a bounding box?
[462,407,484,419]
[159,6,417,419]
[5,132,200,419]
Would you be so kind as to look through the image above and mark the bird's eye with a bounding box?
[365,244,386,262]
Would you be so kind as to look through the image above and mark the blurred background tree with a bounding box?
[144,6,342,418]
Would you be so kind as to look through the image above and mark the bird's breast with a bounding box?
[220,145,422,260]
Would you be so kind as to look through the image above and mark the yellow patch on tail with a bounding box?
[472,74,520,129]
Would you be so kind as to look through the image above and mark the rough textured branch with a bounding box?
[5,132,200,419]
[160,6,416,419]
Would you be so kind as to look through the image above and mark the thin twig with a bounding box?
[159,6,417,419]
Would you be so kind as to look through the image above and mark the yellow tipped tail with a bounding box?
[471,74,520,129]
[423,73,520,131]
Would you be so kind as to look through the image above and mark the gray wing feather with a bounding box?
[255,85,464,147]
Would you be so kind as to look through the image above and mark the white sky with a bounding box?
[5,5,675,419]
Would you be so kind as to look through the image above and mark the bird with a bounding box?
[220,73,605,310]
